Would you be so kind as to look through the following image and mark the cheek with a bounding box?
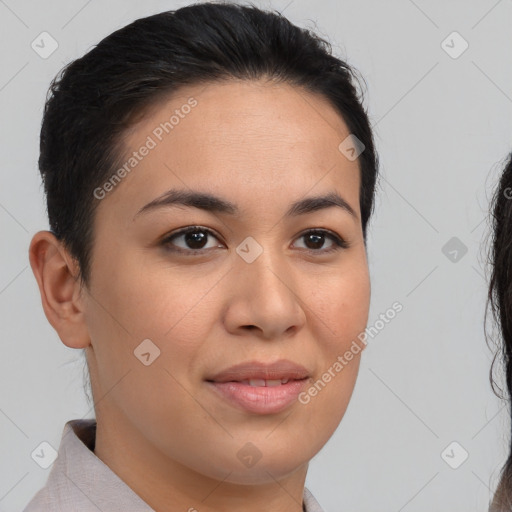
[84,249,230,408]
[90,245,221,340]
[308,261,371,344]
[83,269,213,442]
[298,261,369,424]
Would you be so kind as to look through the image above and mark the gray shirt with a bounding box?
[23,419,325,512]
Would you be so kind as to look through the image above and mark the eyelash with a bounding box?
[160,226,350,255]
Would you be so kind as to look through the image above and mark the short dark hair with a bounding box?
[39,1,379,287]
[487,152,512,510]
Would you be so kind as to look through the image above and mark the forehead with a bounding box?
[97,79,361,218]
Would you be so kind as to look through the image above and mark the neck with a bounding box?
[93,409,309,512]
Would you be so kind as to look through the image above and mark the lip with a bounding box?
[206,359,310,383]
[205,359,311,415]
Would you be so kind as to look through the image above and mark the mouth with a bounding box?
[205,359,311,414]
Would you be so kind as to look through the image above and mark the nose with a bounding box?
[222,245,307,340]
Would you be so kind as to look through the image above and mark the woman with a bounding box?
[488,152,512,512]
[25,2,379,510]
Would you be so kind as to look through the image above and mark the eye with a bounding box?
[161,226,224,253]
[160,226,350,255]
[292,229,350,253]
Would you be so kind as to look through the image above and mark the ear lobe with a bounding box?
[29,230,91,349]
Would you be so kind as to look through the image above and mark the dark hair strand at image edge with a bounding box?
[486,152,512,511]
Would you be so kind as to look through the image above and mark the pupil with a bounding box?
[306,233,323,249]
[186,231,207,249]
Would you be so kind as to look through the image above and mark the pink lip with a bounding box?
[206,379,309,414]
[205,359,311,414]
[206,359,310,383]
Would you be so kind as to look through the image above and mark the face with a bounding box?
[80,79,371,484]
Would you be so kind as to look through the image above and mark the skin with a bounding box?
[29,79,371,512]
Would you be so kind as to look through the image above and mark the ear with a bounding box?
[29,230,91,349]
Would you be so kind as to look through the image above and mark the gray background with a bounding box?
[1,0,511,510]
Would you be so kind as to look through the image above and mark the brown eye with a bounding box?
[161,227,224,253]
[293,229,349,253]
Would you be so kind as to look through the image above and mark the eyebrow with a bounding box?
[133,188,358,221]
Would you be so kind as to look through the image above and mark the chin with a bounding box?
[215,457,309,486]
[193,439,312,485]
